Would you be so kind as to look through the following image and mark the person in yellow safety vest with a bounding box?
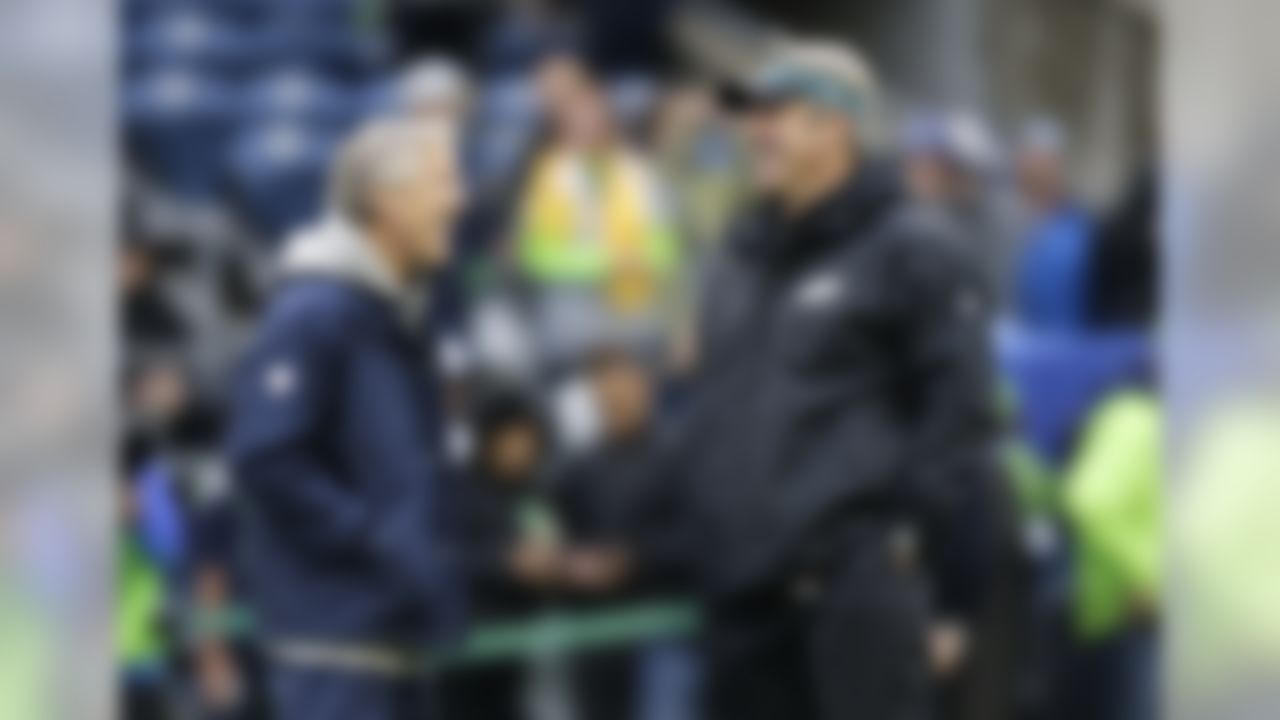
[1064,388,1161,641]
[514,53,679,366]
[1061,386,1160,720]
[518,144,678,312]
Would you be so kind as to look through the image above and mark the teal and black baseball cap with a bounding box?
[721,41,878,124]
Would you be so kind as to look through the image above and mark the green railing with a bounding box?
[188,599,701,670]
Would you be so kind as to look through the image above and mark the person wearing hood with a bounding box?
[676,42,999,720]
[226,117,467,720]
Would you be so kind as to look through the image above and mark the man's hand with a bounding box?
[928,619,971,680]
[195,641,242,711]
[561,545,632,593]
[508,539,561,588]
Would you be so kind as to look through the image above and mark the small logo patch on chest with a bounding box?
[263,360,298,400]
[792,272,844,311]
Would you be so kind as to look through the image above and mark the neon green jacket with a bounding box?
[119,535,166,669]
[1062,389,1161,641]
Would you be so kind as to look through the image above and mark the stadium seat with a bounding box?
[472,77,542,191]
[307,29,391,80]
[124,0,165,24]
[356,79,400,118]
[273,0,365,24]
[124,0,272,25]
[126,9,264,79]
[225,122,337,241]
[250,18,390,82]
[191,0,275,25]
[125,67,243,202]
[242,67,359,131]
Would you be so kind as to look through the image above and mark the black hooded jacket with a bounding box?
[673,163,999,597]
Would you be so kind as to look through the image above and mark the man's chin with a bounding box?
[749,172,789,199]
[418,251,451,275]
[410,239,451,273]
[750,183,789,204]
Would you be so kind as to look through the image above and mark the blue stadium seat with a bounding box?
[124,0,166,25]
[226,122,337,241]
[472,77,542,191]
[125,67,243,202]
[126,9,264,79]
[242,67,359,130]
[189,0,275,25]
[310,29,391,80]
[248,15,389,82]
[124,0,272,25]
[281,0,367,24]
[356,79,400,119]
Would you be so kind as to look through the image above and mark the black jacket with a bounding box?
[674,164,999,597]
[554,429,690,601]
[456,472,554,620]
[1087,169,1158,329]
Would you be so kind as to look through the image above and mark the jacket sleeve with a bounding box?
[228,312,371,556]
[890,226,1002,617]
[463,525,518,592]
[625,432,701,591]
[455,490,533,607]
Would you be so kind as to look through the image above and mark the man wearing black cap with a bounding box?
[674,41,999,720]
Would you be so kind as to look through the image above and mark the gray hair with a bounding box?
[327,117,455,224]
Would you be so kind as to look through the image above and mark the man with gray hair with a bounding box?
[672,40,998,719]
[227,117,467,720]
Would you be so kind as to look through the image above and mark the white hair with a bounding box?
[328,117,455,224]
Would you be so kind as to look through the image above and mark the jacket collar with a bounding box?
[279,216,429,328]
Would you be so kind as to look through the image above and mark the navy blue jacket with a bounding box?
[227,276,463,646]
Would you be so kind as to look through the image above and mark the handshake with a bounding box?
[506,537,633,594]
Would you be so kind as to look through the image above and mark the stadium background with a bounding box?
[118,1,1158,719]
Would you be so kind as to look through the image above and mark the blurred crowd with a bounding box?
[119,1,1159,719]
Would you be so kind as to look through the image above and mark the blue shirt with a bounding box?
[1016,203,1093,331]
